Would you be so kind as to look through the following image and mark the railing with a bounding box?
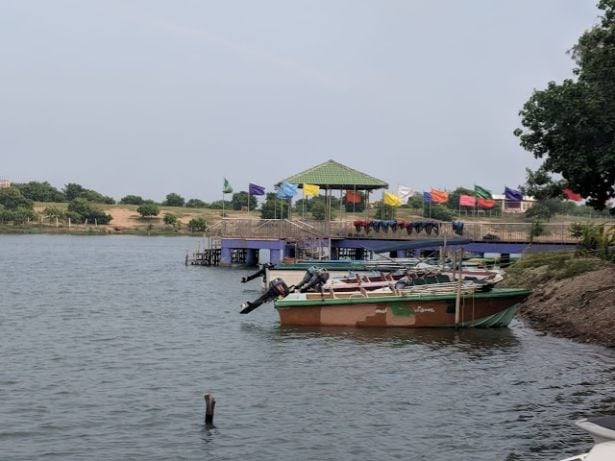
[205,218,615,244]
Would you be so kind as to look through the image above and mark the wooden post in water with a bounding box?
[204,393,216,427]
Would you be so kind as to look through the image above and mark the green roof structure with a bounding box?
[278,159,388,191]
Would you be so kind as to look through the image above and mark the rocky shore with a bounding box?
[517,265,615,347]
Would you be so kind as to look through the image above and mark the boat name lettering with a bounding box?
[415,306,435,313]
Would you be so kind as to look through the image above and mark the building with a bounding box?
[493,194,535,214]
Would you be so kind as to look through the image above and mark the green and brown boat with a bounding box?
[241,278,531,328]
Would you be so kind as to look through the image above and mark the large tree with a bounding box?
[514,0,615,210]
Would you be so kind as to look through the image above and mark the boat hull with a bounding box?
[274,289,530,328]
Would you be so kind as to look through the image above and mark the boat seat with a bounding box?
[424,276,438,284]
[412,278,426,285]
[436,274,451,283]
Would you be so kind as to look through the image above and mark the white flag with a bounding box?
[397,185,413,204]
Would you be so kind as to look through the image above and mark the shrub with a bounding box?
[137,203,160,217]
[187,217,207,232]
[68,198,112,224]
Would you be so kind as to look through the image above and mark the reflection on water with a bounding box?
[1,235,614,461]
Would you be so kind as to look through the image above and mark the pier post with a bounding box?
[204,393,216,427]
[220,247,232,266]
[270,249,282,265]
[246,249,258,266]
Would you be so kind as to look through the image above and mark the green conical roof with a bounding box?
[278,160,388,190]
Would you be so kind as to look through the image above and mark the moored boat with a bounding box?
[273,286,530,328]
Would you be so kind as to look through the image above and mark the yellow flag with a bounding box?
[303,183,320,197]
[383,191,402,207]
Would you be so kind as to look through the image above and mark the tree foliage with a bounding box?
[120,195,145,205]
[164,193,185,207]
[63,183,114,204]
[137,203,160,217]
[14,181,65,202]
[514,0,615,210]
[186,198,208,208]
[163,213,180,229]
[68,198,112,224]
[231,191,257,210]
[187,217,207,232]
[0,187,33,210]
[260,193,289,219]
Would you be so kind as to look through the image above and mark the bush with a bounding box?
[428,204,454,221]
[68,198,112,224]
[163,213,180,229]
[0,187,33,210]
[187,217,207,232]
[137,203,160,217]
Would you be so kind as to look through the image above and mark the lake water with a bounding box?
[1,235,614,461]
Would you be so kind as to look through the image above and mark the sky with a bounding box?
[0,0,602,203]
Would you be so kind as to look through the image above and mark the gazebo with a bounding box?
[277,159,388,216]
[277,160,388,257]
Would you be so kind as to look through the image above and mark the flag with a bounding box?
[423,191,431,203]
[383,192,402,207]
[474,185,492,199]
[563,188,582,202]
[430,188,448,204]
[276,181,298,199]
[345,190,362,204]
[249,183,265,196]
[303,183,320,197]
[397,185,413,204]
[223,178,233,194]
[504,186,523,202]
[459,195,476,207]
[477,198,495,209]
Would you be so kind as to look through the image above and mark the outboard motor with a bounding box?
[298,267,329,293]
[294,266,318,292]
[240,278,290,314]
[241,263,274,283]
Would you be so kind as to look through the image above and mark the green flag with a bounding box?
[223,178,233,194]
[474,185,492,199]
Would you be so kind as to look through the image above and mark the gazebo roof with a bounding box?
[278,160,388,190]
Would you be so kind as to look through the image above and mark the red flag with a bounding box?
[477,198,495,209]
[345,191,362,204]
[430,188,448,204]
[563,188,582,202]
[459,195,476,207]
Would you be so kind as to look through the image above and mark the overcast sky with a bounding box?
[0,0,601,202]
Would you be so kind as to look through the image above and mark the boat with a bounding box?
[240,277,530,328]
[559,416,615,461]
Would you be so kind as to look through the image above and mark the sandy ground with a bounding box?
[519,265,615,347]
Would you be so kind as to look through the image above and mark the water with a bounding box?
[1,235,614,461]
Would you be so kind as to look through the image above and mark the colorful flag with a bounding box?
[383,192,402,207]
[477,198,495,209]
[276,181,298,199]
[223,178,233,194]
[397,185,413,204]
[345,190,362,204]
[430,188,448,204]
[423,192,431,203]
[459,195,476,207]
[474,185,492,199]
[249,183,265,196]
[563,188,582,202]
[303,183,320,197]
[504,186,523,202]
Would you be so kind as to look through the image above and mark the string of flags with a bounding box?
[222,179,585,206]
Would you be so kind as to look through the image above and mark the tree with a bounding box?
[231,191,257,210]
[0,187,33,210]
[260,193,289,219]
[514,0,615,210]
[68,198,112,224]
[164,193,185,207]
[14,181,65,202]
[186,198,208,208]
[374,202,395,220]
[137,203,160,217]
[64,183,86,201]
[120,195,144,205]
[445,187,474,211]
